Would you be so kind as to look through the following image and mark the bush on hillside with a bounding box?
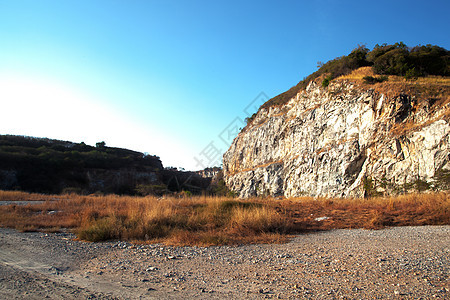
[372,48,410,75]
[362,75,389,84]
[409,45,450,76]
[260,42,449,109]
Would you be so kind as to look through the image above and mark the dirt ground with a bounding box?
[0,226,448,299]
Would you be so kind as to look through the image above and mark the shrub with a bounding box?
[322,75,332,87]
[372,48,410,75]
[229,205,286,234]
[261,42,449,110]
[371,43,449,77]
[409,45,450,76]
[367,42,407,63]
[363,75,388,84]
[244,113,257,125]
[77,217,118,242]
[404,68,420,80]
[363,177,382,197]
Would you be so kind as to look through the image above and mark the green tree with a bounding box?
[96,141,106,149]
[372,48,409,75]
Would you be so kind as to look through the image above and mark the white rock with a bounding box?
[223,80,449,198]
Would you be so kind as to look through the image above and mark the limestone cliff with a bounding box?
[223,74,450,198]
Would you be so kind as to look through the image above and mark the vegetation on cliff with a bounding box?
[262,42,449,109]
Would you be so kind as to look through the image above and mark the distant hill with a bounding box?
[0,135,211,195]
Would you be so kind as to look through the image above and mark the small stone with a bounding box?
[314,216,330,221]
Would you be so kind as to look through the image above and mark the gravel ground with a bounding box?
[0,226,448,299]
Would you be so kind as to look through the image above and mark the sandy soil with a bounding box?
[0,226,448,299]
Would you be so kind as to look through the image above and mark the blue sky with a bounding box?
[1,0,449,170]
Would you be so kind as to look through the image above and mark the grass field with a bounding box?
[0,191,448,246]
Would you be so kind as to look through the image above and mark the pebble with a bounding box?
[1,226,448,299]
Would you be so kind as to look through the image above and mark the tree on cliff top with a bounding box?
[261,43,449,109]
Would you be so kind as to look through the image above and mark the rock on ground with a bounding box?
[0,226,448,299]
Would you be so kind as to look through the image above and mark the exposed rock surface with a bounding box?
[194,167,221,178]
[223,79,450,198]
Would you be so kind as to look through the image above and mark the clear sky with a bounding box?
[1,0,449,170]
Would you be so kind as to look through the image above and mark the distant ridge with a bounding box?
[0,135,211,195]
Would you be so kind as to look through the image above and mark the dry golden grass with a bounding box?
[336,67,450,104]
[338,66,376,80]
[281,192,449,230]
[0,190,55,201]
[337,66,450,87]
[0,191,448,246]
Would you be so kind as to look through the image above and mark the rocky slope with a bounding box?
[223,74,450,198]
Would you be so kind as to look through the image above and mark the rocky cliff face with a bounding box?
[223,78,450,198]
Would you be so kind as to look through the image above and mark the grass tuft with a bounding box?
[0,191,448,246]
